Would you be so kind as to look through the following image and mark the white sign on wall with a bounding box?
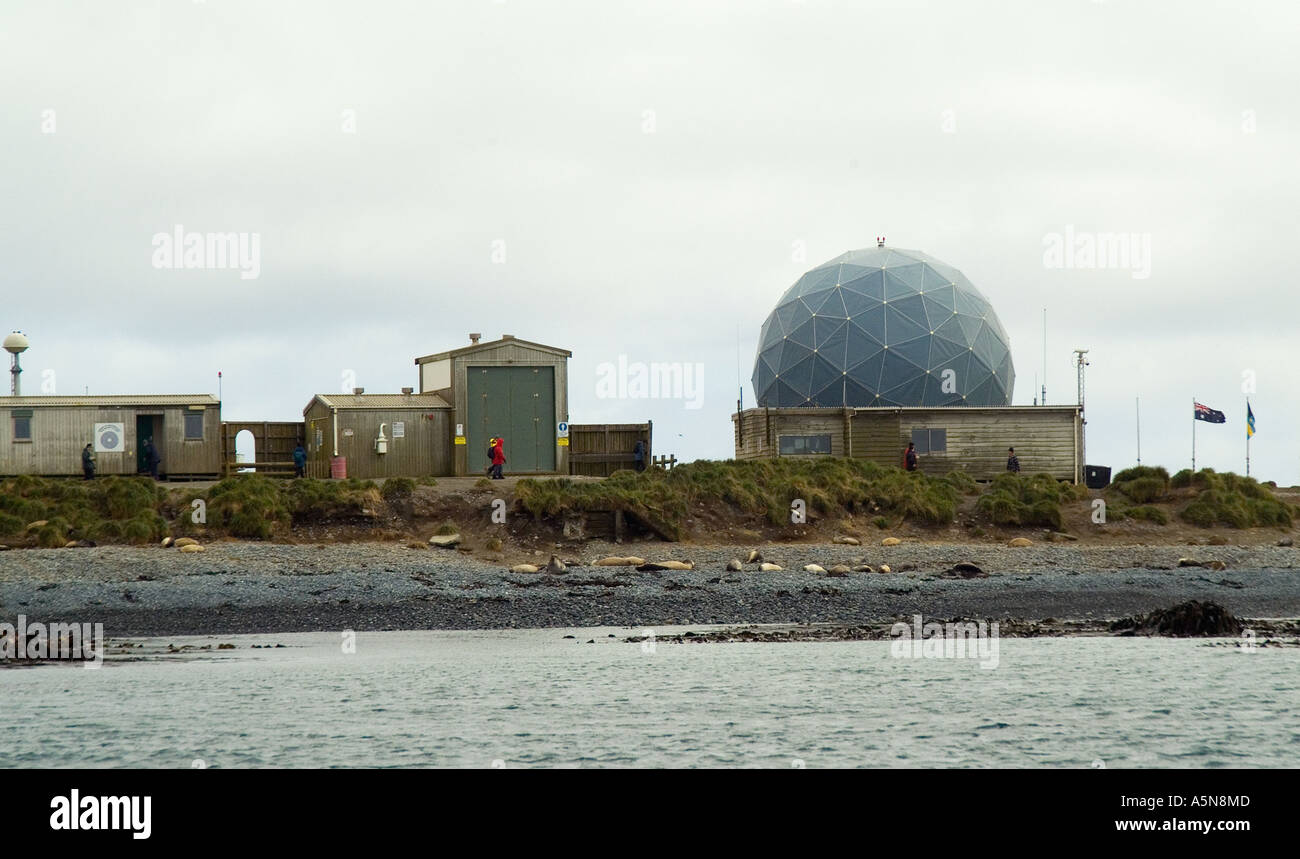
[556,421,569,438]
[393,421,405,439]
[94,423,125,453]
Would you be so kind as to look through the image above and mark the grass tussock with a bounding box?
[204,475,383,538]
[1176,470,1294,528]
[0,475,168,545]
[1110,504,1169,525]
[515,458,960,540]
[975,472,1084,530]
[379,477,416,502]
[1110,466,1170,504]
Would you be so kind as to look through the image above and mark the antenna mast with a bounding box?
[1074,348,1090,473]
[1041,308,1047,406]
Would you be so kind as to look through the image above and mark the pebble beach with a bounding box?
[2,540,1298,636]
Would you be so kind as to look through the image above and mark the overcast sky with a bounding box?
[3,0,1297,481]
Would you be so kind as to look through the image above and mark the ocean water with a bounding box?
[2,629,1296,768]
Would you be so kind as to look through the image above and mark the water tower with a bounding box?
[4,331,29,396]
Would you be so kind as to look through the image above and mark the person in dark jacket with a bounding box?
[143,438,161,480]
[82,443,96,480]
[633,439,646,472]
[903,442,918,472]
[490,437,506,479]
[293,443,307,478]
[1006,447,1020,473]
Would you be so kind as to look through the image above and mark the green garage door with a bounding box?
[467,366,556,474]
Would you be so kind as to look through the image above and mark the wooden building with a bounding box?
[732,405,1082,482]
[414,334,570,476]
[302,392,453,480]
[0,395,222,478]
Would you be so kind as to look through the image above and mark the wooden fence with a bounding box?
[221,421,305,477]
[567,422,652,476]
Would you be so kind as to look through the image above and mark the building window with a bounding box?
[910,428,947,454]
[13,414,32,441]
[184,413,204,440]
[779,434,832,455]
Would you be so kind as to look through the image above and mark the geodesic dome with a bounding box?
[752,246,1014,407]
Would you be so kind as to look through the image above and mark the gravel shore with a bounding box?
[1,540,1298,636]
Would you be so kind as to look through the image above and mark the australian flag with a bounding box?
[1194,402,1226,423]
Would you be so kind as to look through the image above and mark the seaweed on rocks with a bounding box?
[1109,599,1242,637]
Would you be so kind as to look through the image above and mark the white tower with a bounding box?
[4,331,29,396]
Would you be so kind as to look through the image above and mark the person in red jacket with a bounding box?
[902,441,918,472]
[490,437,506,479]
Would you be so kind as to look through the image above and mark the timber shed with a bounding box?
[415,334,571,476]
[732,405,1082,482]
[302,392,453,480]
[0,394,222,479]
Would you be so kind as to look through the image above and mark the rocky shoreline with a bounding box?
[1,540,1298,637]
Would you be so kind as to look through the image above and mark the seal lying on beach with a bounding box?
[637,560,694,571]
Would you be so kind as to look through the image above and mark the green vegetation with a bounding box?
[1110,466,1170,504]
[516,458,961,540]
[1177,470,1293,528]
[435,520,460,535]
[205,475,383,539]
[206,475,291,538]
[1112,504,1170,525]
[975,472,1084,530]
[0,475,167,545]
[380,477,416,502]
[940,470,980,496]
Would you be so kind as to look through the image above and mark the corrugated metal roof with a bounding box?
[310,393,451,410]
[413,335,572,364]
[0,394,219,406]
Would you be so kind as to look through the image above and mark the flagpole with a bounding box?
[1135,396,1141,465]
[1191,396,1196,472]
[1246,398,1251,477]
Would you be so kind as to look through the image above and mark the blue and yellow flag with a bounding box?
[1246,403,1256,439]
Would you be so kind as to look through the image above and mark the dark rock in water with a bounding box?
[1110,600,1243,637]
[563,635,575,639]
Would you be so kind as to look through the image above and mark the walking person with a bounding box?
[293,442,308,478]
[143,438,161,480]
[1006,447,1021,473]
[490,436,506,479]
[902,441,918,472]
[633,439,646,473]
[82,443,96,480]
